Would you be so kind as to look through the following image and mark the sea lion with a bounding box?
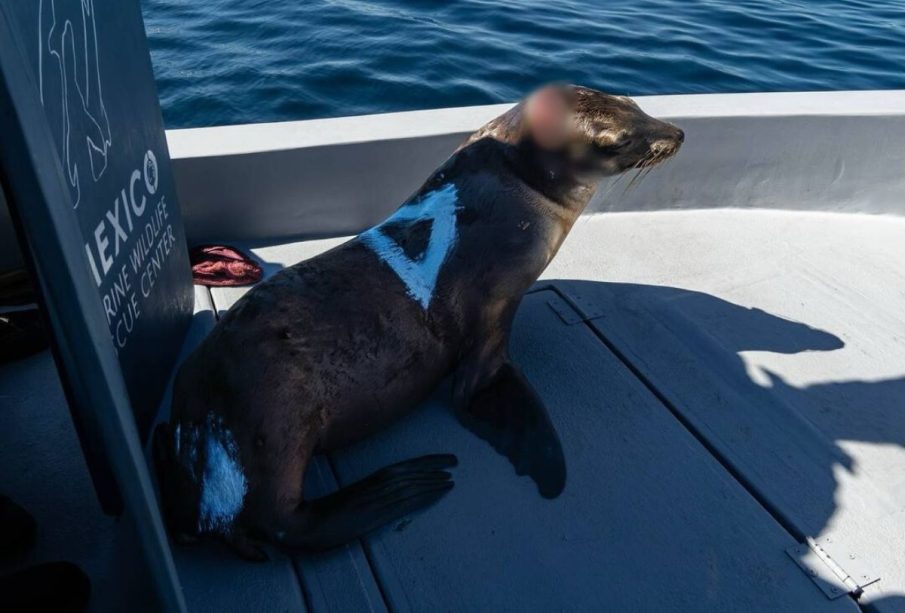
[153,84,683,558]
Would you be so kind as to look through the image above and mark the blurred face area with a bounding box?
[525,86,571,150]
[523,85,684,178]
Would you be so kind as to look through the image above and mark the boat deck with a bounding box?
[3,207,903,611]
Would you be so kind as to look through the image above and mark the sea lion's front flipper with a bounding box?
[456,361,566,498]
[276,454,456,552]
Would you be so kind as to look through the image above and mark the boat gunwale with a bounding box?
[165,90,905,159]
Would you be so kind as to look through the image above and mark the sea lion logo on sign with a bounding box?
[82,147,180,352]
[38,0,112,210]
[34,0,182,354]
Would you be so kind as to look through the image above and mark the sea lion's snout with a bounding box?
[650,126,685,157]
[638,124,684,168]
[570,86,684,174]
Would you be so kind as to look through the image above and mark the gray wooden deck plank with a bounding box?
[545,210,905,611]
[0,351,153,611]
[294,456,388,613]
[324,290,853,612]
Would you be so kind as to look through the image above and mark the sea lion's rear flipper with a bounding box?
[456,362,566,499]
[278,454,456,552]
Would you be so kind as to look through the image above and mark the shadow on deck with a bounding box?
[3,211,905,611]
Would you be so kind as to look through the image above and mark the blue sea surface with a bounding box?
[142,0,905,128]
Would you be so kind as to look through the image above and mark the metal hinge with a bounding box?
[546,291,605,326]
[787,535,880,599]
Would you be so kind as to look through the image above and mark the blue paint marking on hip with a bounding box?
[190,414,248,534]
[359,183,460,310]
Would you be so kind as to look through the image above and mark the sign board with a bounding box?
[0,0,194,535]
[0,0,192,440]
[0,2,191,607]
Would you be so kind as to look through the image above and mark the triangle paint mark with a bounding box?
[381,217,433,262]
[360,183,460,309]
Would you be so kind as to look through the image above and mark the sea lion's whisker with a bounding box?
[621,168,646,196]
[596,170,632,210]
[588,176,621,216]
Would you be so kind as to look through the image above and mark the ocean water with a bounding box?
[142,0,905,128]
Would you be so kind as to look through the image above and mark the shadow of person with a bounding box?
[765,372,905,453]
[864,596,905,613]
[547,279,903,548]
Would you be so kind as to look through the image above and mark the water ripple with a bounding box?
[142,0,905,128]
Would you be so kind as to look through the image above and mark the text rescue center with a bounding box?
[82,149,178,350]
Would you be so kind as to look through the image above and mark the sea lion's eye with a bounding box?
[611,138,633,151]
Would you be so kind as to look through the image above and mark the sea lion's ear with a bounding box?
[524,85,571,150]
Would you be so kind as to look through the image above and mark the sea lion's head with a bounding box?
[462,84,684,204]
[550,85,684,176]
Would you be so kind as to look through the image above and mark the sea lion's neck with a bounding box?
[459,106,599,213]
[503,141,597,214]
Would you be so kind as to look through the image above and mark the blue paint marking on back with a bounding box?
[189,414,248,534]
[360,183,460,309]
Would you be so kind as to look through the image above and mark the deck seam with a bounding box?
[547,284,809,542]
[325,454,394,613]
[293,553,315,613]
[547,285,873,607]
